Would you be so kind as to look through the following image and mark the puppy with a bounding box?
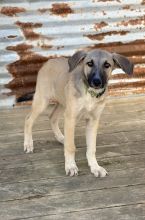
[24,49,133,177]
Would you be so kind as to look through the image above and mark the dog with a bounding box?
[24,49,134,177]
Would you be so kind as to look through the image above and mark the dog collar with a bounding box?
[87,87,106,98]
[83,76,106,98]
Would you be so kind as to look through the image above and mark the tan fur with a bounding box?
[24,50,133,177]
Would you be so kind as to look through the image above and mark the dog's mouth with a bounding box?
[87,85,106,98]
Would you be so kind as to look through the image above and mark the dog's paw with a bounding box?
[90,165,108,177]
[24,139,34,153]
[65,162,79,176]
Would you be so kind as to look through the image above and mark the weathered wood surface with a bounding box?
[0,96,145,220]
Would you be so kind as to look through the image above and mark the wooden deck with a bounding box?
[0,96,145,220]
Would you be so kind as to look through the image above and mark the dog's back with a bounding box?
[35,57,69,104]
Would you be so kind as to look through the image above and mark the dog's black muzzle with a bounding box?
[88,72,104,89]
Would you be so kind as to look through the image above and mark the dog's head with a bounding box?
[68,49,134,89]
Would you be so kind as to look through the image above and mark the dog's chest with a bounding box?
[77,93,98,113]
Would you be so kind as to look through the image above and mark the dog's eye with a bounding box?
[104,62,111,68]
[87,60,94,67]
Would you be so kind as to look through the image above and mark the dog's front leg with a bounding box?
[64,107,78,176]
[86,102,108,177]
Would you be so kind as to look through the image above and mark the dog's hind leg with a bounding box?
[24,93,48,153]
[50,104,64,144]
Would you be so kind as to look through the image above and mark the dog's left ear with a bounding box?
[112,53,134,75]
[68,50,87,72]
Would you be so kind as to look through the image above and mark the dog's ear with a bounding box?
[112,53,134,75]
[68,50,87,72]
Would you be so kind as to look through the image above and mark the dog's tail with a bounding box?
[17,91,35,103]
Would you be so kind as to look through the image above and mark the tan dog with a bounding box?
[24,49,133,177]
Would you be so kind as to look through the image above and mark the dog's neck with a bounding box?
[83,75,106,98]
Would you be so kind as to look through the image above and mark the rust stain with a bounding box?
[111,67,145,80]
[98,0,113,1]
[87,39,145,56]
[98,0,121,2]
[38,8,49,13]
[41,44,53,50]
[50,3,73,17]
[109,81,145,90]
[6,43,51,100]
[86,33,104,41]
[85,30,129,41]
[57,46,64,50]
[7,35,17,39]
[109,87,145,97]
[0,6,26,17]
[122,5,130,9]
[119,15,145,26]
[94,21,108,30]
[128,56,145,64]
[15,21,43,40]
[102,11,107,15]
[6,43,33,58]
[16,21,42,29]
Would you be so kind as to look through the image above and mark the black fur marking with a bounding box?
[17,92,34,102]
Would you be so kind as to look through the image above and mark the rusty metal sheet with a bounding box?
[0,0,145,107]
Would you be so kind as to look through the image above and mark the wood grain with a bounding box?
[0,96,145,219]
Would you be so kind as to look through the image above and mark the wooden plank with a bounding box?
[0,96,145,220]
[1,98,145,138]
[107,95,145,106]
[1,112,145,136]
[0,140,145,169]
[0,185,145,220]
[0,154,145,184]
[18,204,145,220]
[0,128,145,150]
[0,167,144,202]
[0,128,145,158]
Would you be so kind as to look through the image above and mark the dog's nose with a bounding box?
[92,78,102,88]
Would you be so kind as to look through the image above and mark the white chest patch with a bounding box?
[77,93,98,113]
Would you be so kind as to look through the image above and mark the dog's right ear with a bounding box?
[68,50,87,72]
[112,53,134,75]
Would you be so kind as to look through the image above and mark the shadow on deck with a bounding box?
[0,96,145,220]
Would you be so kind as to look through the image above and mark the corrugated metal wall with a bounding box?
[0,0,145,108]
